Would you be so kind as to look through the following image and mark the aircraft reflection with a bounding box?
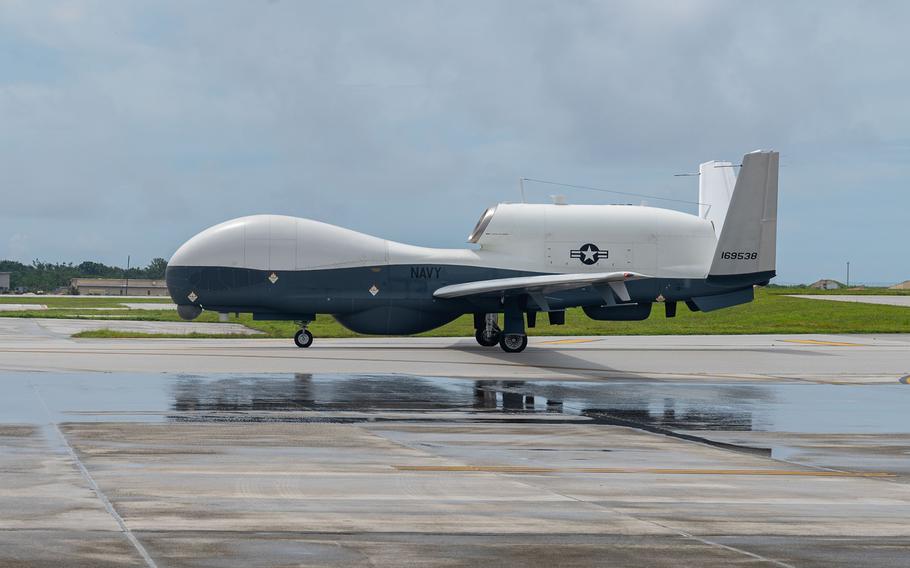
[170,374,763,431]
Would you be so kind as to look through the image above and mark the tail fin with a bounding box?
[707,150,779,285]
[699,160,737,237]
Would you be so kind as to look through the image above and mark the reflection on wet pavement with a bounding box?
[165,373,909,435]
[4,371,910,566]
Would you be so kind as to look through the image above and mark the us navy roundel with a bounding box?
[570,243,606,265]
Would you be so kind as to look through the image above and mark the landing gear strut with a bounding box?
[474,313,501,347]
[294,323,313,348]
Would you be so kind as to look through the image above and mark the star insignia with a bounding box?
[570,243,603,265]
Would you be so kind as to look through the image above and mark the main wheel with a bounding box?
[475,326,501,347]
[294,329,314,348]
[499,333,528,353]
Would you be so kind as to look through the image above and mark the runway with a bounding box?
[1,318,909,567]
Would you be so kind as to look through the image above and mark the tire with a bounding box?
[294,329,314,348]
[475,327,501,347]
[499,333,528,353]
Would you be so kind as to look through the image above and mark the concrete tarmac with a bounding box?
[0,318,909,567]
[0,317,907,381]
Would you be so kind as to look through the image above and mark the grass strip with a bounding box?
[54,288,910,339]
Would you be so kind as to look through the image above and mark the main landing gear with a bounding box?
[294,324,313,348]
[499,333,528,353]
[474,313,502,347]
[474,310,529,353]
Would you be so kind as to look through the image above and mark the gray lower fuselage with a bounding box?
[165,263,765,335]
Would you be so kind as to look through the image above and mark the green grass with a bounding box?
[0,296,167,307]
[57,288,910,339]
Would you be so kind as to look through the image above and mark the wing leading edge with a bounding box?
[432,271,648,311]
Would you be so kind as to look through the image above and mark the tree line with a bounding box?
[0,258,168,293]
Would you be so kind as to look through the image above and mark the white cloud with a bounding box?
[0,0,907,282]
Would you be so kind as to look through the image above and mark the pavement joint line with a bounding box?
[651,527,798,568]
[459,458,800,568]
[392,465,894,476]
[28,383,159,568]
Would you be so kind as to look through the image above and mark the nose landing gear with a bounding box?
[294,328,313,348]
[294,320,314,348]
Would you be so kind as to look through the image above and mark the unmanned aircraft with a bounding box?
[167,150,778,353]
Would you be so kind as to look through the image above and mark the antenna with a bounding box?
[520,177,707,207]
[675,161,743,176]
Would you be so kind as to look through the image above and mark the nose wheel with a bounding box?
[294,328,314,348]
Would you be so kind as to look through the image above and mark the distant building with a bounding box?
[0,272,9,292]
[890,280,910,290]
[809,279,844,290]
[70,278,169,296]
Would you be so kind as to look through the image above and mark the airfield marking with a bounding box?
[393,465,893,477]
[779,339,865,347]
[538,338,603,345]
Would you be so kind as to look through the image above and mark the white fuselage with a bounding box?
[169,203,718,279]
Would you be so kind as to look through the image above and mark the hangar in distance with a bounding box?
[167,150,779,352]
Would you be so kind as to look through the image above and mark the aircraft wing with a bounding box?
[433,271,648,310]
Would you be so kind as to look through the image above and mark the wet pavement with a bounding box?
[2,370,910,566]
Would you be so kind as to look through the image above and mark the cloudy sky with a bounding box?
[1,1,907,283]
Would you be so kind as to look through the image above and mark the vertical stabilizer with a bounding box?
[707,150,779,283]
[699,160,736,237]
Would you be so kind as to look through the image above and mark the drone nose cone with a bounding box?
[165,262,198,309]
[169,217,246,270]
[166,217,251,308]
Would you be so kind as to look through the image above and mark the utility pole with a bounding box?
[125,255,130,296]
[846,261,850,288]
